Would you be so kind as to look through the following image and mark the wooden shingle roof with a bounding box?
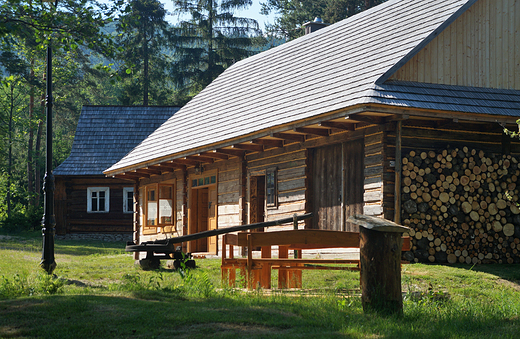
[54,106,179,176]
[105,0,520,175]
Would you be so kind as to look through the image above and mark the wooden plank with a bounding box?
[278,178,305,192]
[437,28,444,83]
[496,0,503,88]
[401,128,500,143]
[516,0,520,89]
[348,214,410,233]
[394,120,402,224]
[218,192,239,204]
[249,230,360,248]
[248,157,306,172]
[443,24,451,85]
[278,190,305,204]
[277,166,306,181]
[364,153,384,167]
[219,168,240,182]
[363,204,383,216]
[312,143,342,230]
[508,0,515,89]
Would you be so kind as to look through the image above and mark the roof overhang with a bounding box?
[104,103,518,179]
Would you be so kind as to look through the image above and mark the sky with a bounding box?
[111,0,276,31]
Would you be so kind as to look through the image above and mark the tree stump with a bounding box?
[349,215,411,315]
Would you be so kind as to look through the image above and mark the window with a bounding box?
[191,175,217,188]
[159,186,173,224]
[123,187,134,213]
[145,184,174,227]
[266,168,277,207]
[87,187,109,213]
[147,186,157,225]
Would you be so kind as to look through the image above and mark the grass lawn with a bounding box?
[1,231,519,338]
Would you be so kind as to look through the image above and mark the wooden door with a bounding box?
[312,143,343,230]
[208,186,217,254]
[250,176,265,226]
[197,188,209,252]
[312,140,364,231]
[343,138,364,232]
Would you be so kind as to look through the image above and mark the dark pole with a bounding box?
[41,0,58,274]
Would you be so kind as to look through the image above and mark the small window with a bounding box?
[123,187,134,214]
[145,184,175,227]
[87,187,110,213]
[159,186,173,224]
[266,168,277,207]
[147,187,158,226]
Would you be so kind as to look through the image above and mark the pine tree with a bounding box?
[171,0,264,101]
[116,0,175,106]
[261,0,387,40]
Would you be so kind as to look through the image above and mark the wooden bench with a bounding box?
[221,229,411,289]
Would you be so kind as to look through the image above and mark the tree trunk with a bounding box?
[143,31,149,106]
[7,84,14,218]
[34,107,44,207]
[27,66,35,206]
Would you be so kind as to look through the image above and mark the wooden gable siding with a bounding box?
[54,176,133,235]
[390,0,520,90]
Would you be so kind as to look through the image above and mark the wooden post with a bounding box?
[133,180,140,261]
[348,214,410,315]
[394,120,402,224]
[290,213,302,288]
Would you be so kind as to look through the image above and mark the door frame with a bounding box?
[187,170,218,254]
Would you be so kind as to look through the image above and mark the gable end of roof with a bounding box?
[376,0,478,85]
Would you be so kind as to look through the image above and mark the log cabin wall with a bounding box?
[204,158,242,254]
[246,143,308,232]
[364,125,396,221]
[54,175,133,235]
[390,0,520,90]
[393,120,520,264]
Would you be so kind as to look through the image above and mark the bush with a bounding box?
[0,207,42,233]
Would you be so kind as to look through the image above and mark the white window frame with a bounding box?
[123,187,134,214]
[87,187,110,213]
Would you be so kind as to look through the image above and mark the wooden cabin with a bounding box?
[105,0,520,264]
[53,106,178,240]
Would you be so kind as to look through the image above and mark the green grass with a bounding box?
[1,232,520,338]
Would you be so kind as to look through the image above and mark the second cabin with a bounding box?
[103,0,520,264]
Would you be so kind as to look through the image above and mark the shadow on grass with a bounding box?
[470,264,520,283]
[0,236,127,257]
[1,293,518,338]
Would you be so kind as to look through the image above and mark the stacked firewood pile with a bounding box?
[401,147,520,264]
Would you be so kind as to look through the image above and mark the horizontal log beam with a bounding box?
[232,143,264,152]
[252,138,284,148]
[271,132,305,142]
[294,127,330,137]
[185,155,214,164]
[113,173,140,181]
[319,121,356,131]
[199,151,229,160]
[214,148,246,158]
[126,213,314,252]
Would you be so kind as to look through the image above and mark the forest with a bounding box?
[0,0,385,230]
